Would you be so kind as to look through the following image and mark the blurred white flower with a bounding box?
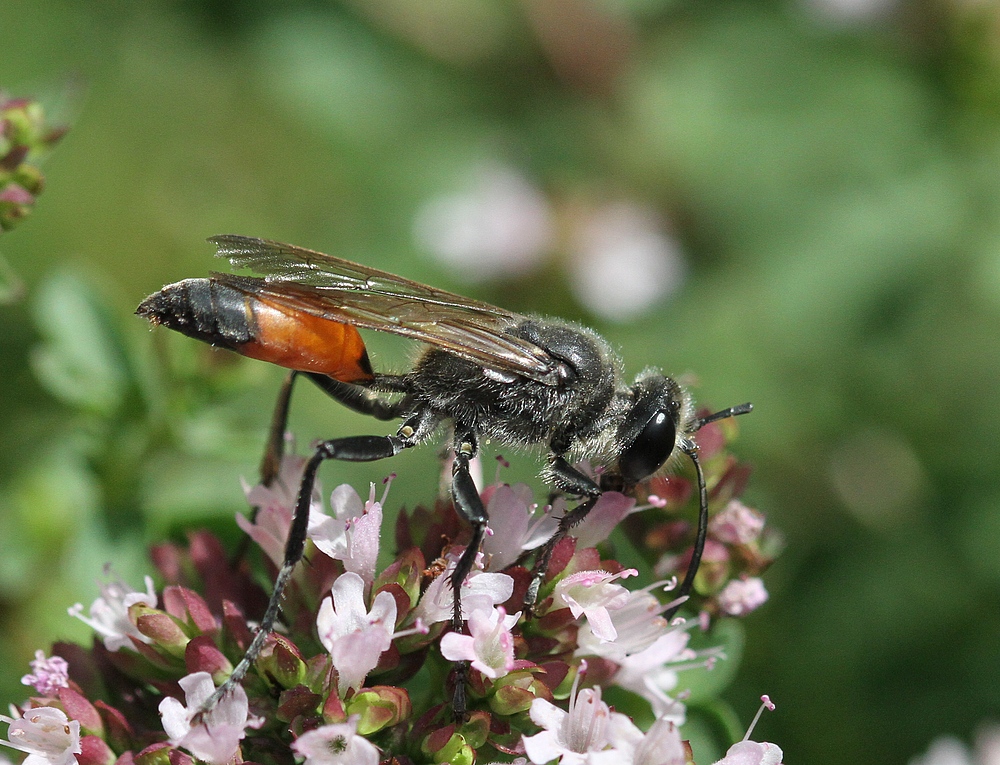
[568,202,685,322]
[800,0,898,25]
[413,163,553,282]
[717,577,769,617]
[909,724,1000,765]
[67,565,157,652]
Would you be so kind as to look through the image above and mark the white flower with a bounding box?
[0,707,81,765]
[568,201,685,322]
[575,581,685,662]
[712,695,782,765]
[440,605,520,680]
[310,483,386,588]
[316,572,397,695]
[291,717,379,765]
[552,569,637,643]
[522,678,637,765]
[413,163,553,283]
[413,549,514,625]
[613,717,687,765]
[158,671,262,765]
[237,452,320,568]
[67,566,157,652]
[909,723,1000,765]
[612,630,697,723]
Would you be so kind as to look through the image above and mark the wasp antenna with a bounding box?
[692,401,753,432]
[664,446,709,621]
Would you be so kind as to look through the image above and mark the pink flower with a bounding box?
[569,492,637,550]
[21,651,70,697]
[311,482,388,588]
[67,566,157,652]
[712,695,782,765]
[552,569,638,643]
[712,741,784,765]
[237,452,322,568]
[717,577,769,617]
[440,605,520,679]
[709,500,765,545]
[316,572,397,695]
[480,483,558,571]
[158,672,262,765]
[0,707,81,765]
[292,717,379,765]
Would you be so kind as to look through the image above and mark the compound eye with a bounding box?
[618,410,677,485]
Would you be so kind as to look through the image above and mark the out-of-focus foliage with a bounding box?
[2,1,1000,763]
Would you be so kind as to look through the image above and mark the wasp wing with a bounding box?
[209,235,561,385]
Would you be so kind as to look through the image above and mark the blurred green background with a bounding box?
[3,0,1000,762]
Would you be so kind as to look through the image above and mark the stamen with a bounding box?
[379,473,396,505]
[742,694,777,741]
[494,455,510,483]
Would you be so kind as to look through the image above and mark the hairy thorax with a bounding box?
[406,318,621,450]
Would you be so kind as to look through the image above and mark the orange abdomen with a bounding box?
[136,278,375,383]
[239,296,373,382]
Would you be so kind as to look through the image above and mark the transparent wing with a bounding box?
[209,235,560,384]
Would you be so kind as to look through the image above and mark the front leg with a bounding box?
[524,455,603,613]
[446,429,488,719]
[448,430,488,630]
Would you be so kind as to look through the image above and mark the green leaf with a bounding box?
[30,270,130,415]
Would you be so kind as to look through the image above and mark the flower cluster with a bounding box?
[0,94,65,232]
[2,417,781,764]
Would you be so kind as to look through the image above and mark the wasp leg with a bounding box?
[201,430,413,716]
[446,430,488,719]
[524,456,603,614]
[304,372,411,421]
[258,371,301,487]
[259,371,410,488]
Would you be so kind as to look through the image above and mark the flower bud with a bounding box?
[373,548,424,609]
[183,636,232,682]
[77,735,116,765]
[490,670,548,716]
[276,685,323,723]
[134,743,174,765]
[421,724,475,765]
[131,607,189,657]
[257,634,307,690]
[347,686,411,735]
[58,687,104,736]
[162,587,218,635]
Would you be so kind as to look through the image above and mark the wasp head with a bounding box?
[615,371,695,487]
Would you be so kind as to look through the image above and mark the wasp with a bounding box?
[137,235,752,714]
